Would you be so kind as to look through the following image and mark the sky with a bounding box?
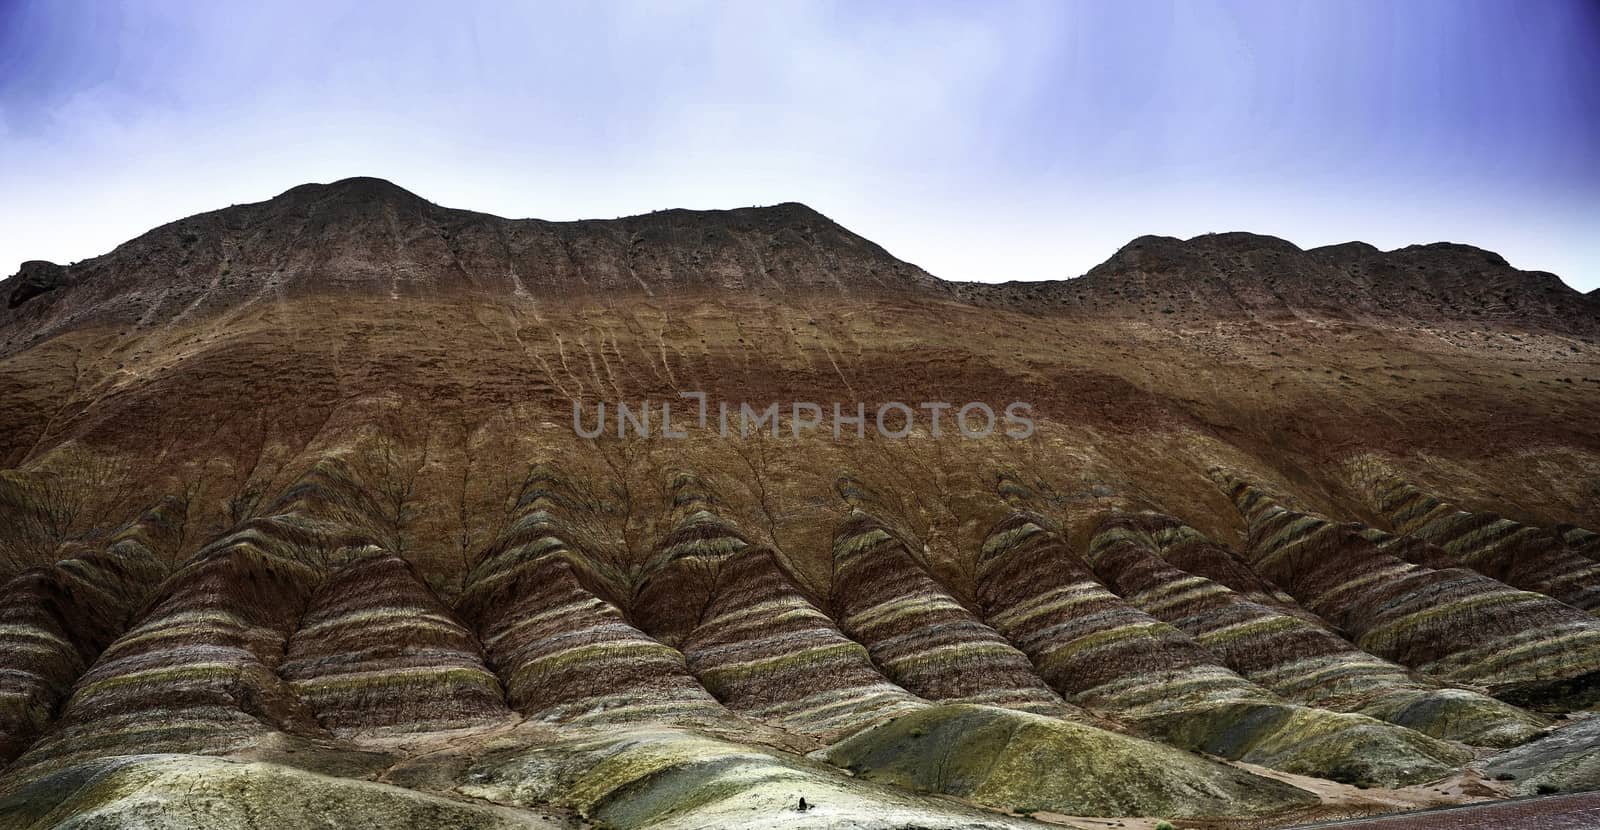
[2,0,1598,290]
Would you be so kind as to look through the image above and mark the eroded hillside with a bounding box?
[1,179,1598,828]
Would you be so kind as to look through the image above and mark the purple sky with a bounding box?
[2,0,1597,289]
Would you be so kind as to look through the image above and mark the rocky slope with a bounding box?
[0,178,1598,829]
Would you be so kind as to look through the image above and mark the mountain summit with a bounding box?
[959,231,1595,330]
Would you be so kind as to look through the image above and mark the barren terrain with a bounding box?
[0,178,1596,829]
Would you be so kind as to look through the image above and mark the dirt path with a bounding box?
[1280,792,1600,828]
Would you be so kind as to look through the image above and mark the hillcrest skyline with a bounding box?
[2,0,1597,289]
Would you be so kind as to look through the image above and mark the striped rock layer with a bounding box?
[977,511,1269,720]
[0,499,174,761]
[1351,524,1463,570]
[0,459,399,785]
[634,478,922,739]
[631,473,755,649]
[1156,526,1309,612]
[975,511,1467,786]
[830,510,1075,717]
[281,553,510,733]
[1087,512,1543,747]
[266,458,395,551]
[1559,524,1600,560]
[1372,476,1600,612]
[611,474,1328,819]
[1222,473,1600,706]
[5,524,323,782]
[456,474,724,725]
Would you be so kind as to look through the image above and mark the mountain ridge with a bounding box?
[2,177,1595,349]
[0,178,946,347]
[956,231,1595,329]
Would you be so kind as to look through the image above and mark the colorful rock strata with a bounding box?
[455,469,725,724]
[1220,471,1600,709]
[1371,475,1600,612]
[281,553,510,733]
[975,508,1468,785]
[1088,511,1543,746]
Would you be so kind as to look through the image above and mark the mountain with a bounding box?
[956,231,1597,330]
[0,178,945,348]
[5,178,1594,351]
[1,178,1598,829]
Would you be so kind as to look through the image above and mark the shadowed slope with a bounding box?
[1088,512,1544,747]
[1156,528,1310,612]
[0,458,412,787]
[0,499,174,761]
[1220,471,1600,709]
[631,473,761,649]
[280,553,510,734]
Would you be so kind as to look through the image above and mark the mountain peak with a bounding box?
[275,176,430,206]
[1388,242,1510,269]
[1099,232,1303,272]
[1306,241,1381,264]
[1187,231,1302,252]
[953,231,1596,332]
